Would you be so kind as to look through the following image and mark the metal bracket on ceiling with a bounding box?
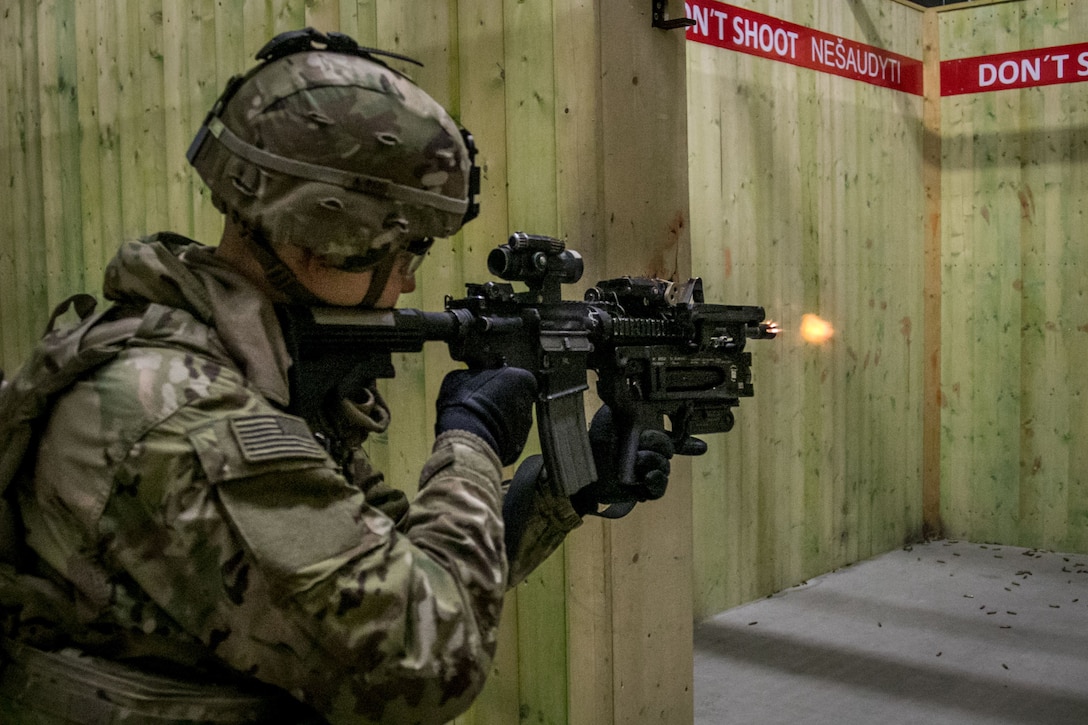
[652,0,695,30]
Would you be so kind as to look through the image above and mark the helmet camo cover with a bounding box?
[188,29,478,270]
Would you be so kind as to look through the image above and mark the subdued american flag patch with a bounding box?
[229,414,327,463]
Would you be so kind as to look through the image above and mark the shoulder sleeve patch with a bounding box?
[190,413,334,484]
[229,414,326,463]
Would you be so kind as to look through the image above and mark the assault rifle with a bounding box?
[279,233,776,517]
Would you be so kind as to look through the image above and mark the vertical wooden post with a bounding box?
[554,0,610,720]
[922,8,943,538]
[599,1,694,721]
[0,0,21,369]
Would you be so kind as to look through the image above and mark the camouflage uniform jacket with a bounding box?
[2,233,581,724]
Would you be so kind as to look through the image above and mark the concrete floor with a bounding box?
[694,540,1088,724]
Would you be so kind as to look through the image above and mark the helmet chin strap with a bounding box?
[359,251,399,308]
[243,226,327,307]
[242,223,399,309]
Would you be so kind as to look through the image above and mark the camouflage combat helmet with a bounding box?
[187,28,480,274]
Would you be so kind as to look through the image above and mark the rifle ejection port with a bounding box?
[709,334,737,348]
[540,331,593,353]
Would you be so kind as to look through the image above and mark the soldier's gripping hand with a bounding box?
[571,405,707,516]
[435,367,538,466]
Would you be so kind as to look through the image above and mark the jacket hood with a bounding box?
[102,232,292,406]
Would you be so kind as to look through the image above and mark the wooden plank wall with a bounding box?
[0,1,694,722]
[938,0,1088,554]
[1,0,289,369]
[686,0,928,619]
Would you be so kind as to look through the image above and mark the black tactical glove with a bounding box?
[571,405,707,517]
[435,367,538,466]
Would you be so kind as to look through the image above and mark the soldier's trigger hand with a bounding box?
[434,367,537,466]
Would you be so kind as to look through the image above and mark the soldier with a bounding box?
[0,29,690,724]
